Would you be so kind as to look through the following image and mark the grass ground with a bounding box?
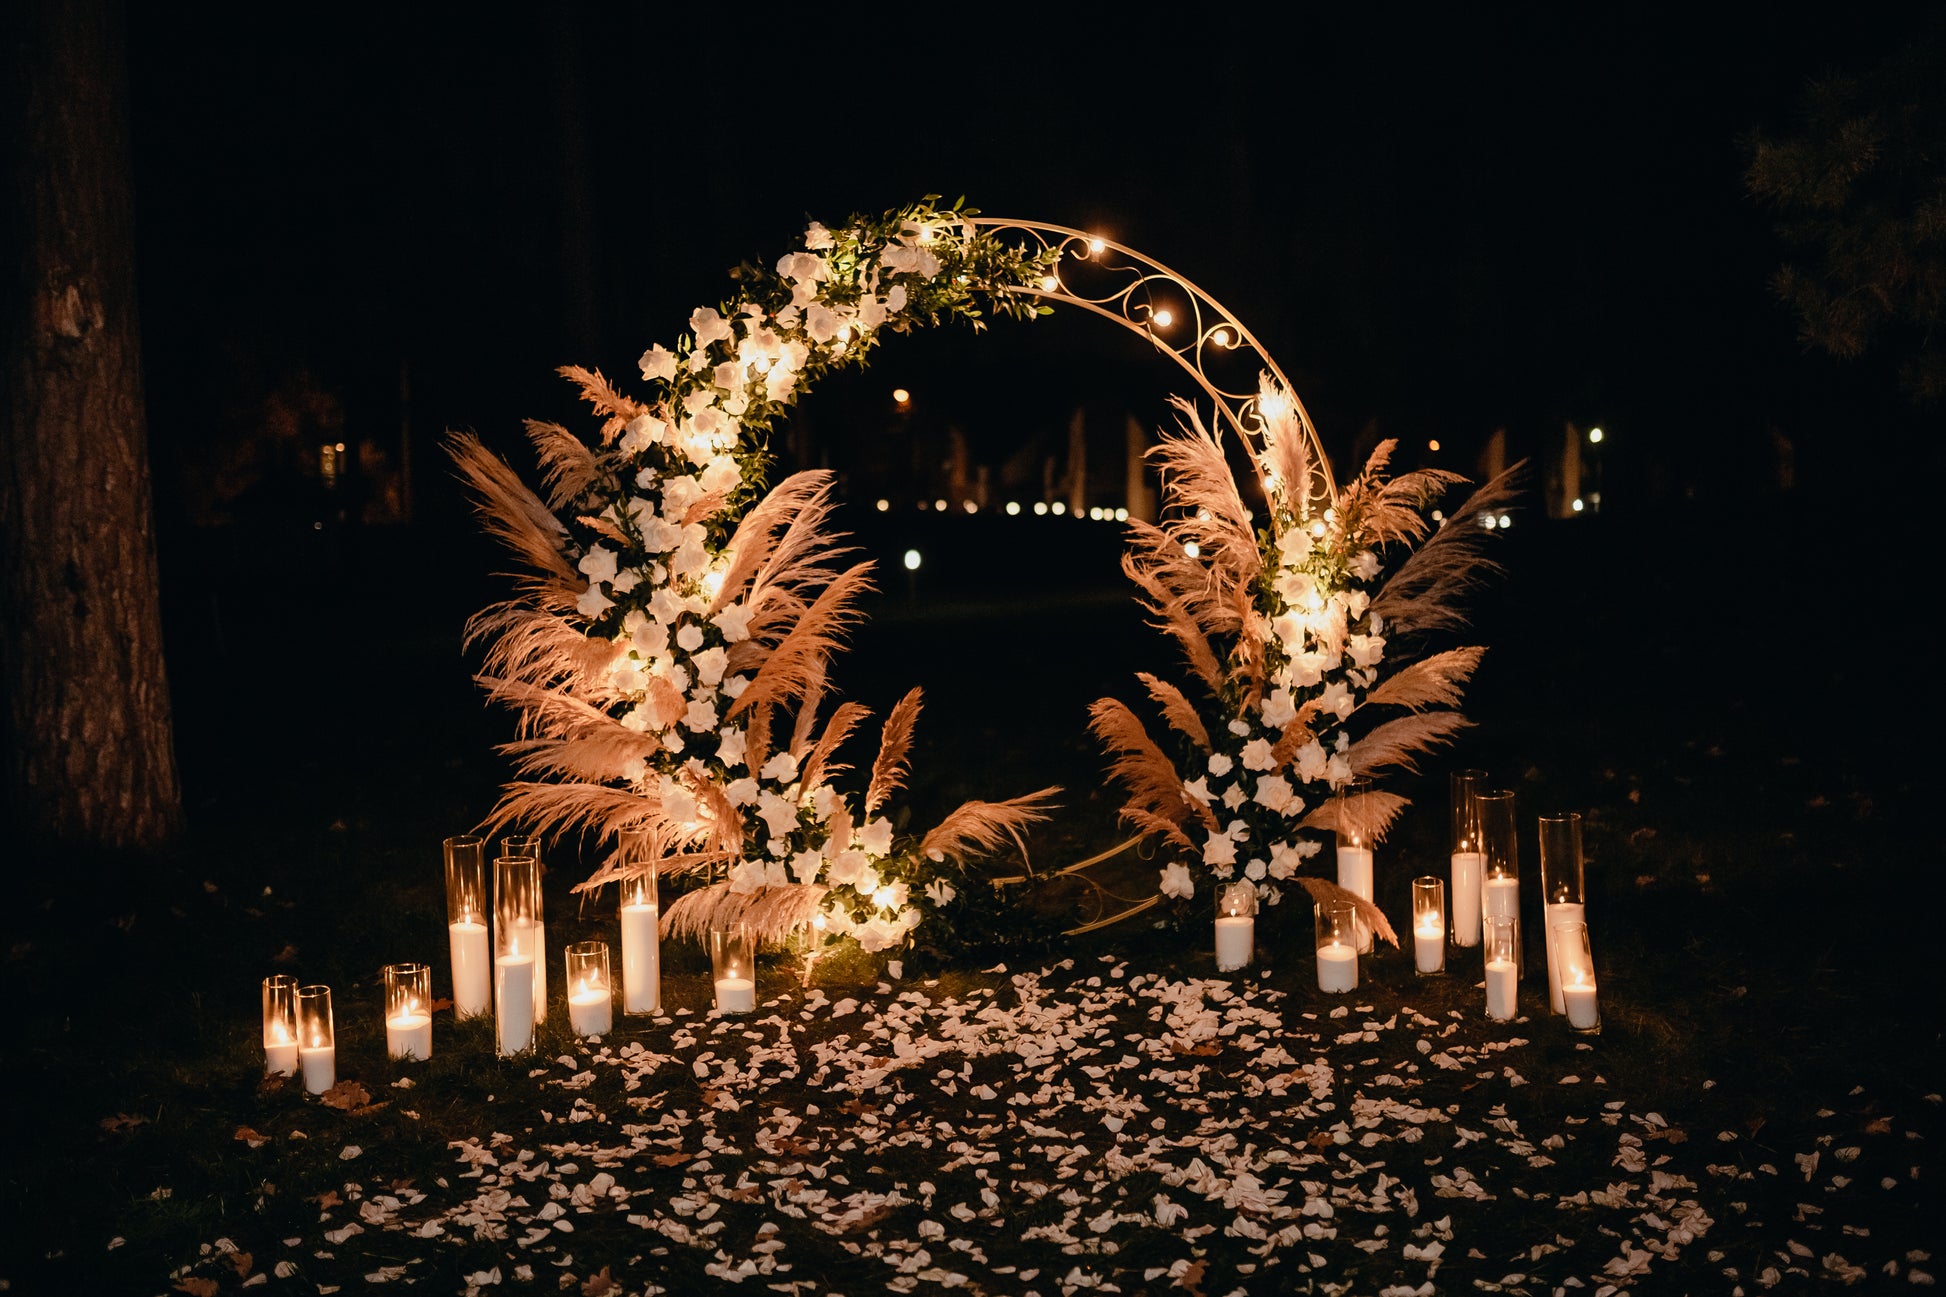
[1,498,1938,1294]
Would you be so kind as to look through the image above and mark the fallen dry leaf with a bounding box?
[582,1266,618,1296]
[1175,1257,1208,1296]
[234,1125,270,1149]
[1865,1116,1893,1135]
[313,1189,343,1210]
[100,1113,148,1135]
[173,1279,218,1297]
[318,1080,371,1111]
[227,1251,254,1279]
[651,1152,692,1167]
[271,943,299,966]
[431,997,454,1013]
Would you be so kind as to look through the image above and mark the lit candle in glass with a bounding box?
[1335,778,1377,954]
[1484,914,1518,1022]
[1539,812,1586,1016]
[1476,788,1521,975]
[709,922,755,1014]
[1214,881,1256,972]
[1449,769,1487,947]
[565,940,613,1037]
[382,962,432,1062]
[494,854,538,1055]
[444,834,490,1018]
[1555,918,1601,1032]
[1411,876,1446,974]
[262,974,299,1076]
[502,834,547,1025]
[617,830,660,1015]
[296,984,335,1094]
[1314,898,1358,994]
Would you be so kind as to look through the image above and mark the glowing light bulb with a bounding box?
[892,387,911,406]
[1211,328,1233,348]
[933,499,947,512]
[1051,501,1067,516]
[1428,439,1441,452]
[1088,237,1106,254]
[903,549,921,571]
[962,499,977,514]
[1033,501,1048,516]
[1571,498,1584,513]
[1588,427,1604,444]
[1114,507,1129,521]
[1005,501,1020,516]
[1152,308,1174,329]
[1497,513,1512,528]
[1184,541,1201,559]
[1040,275,1059,292]
[875,498,890,512]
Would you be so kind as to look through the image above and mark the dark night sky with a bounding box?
[122,6,1934,518]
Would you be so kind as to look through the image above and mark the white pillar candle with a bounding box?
[385,1012,432,1061]
[1336,845,1375,953]
[1214,915,1254,972]
[1450,851,1483,946]
[620,902,661,1014]
[265,1022,298,1077]
[568,983,612,1037]
[448,920,491,1018]
[1414,919,1444,973]
[1563,977,1600,1030]
[299,1043,335,1094]
[531,918,548,1025]
[1316,942,1358,994]
[1485,957,1518,1021]
[495,952,535,1055]
[713,976,756,1014]
[1482,874,1521,973]
[1544,901,1586,1014]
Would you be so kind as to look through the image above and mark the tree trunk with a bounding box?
[2,0,183,848]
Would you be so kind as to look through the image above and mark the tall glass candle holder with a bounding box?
[1484,914,1519,1022]
[1449,769,1487,947]
[709,922,756,1014]
[1555,918,1601,1032]
[382,962,432,1061]
[618,829,661,1015]
[493,854,539,1055]
[1411,877,1446,974]
[502,834,547,1024]
[1476,788,1521,975]
[296,984,336,1094]
[565,940,613,1037]
[1538,812,1586,1015]
[262,974,299,1076]
[1335,778,1377,953]
[1314,899,1359,994]
[444,834,490,1018]
[1215,881,1256,972]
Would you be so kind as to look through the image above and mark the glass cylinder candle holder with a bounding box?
[1214,881,1256,973]
[565,940,613,1037]
[502,834,547,1024]
[444,834,490,1018]
[1484,914,1519,1022]
[1314,899,1359,994]
[493,854,539,1055]
[382,962,432,1062]
[1411,877,1446,974]
[1554,918,1601,1032]
[709,922,756,1014]
[1476,788,1521,975]
[1538,812,1586,1015]
[1335,778,1377,953]
[1448,769,1488,947]
[262,974,299,1076]
[296,984,336,1094]
[617,829,661,1015]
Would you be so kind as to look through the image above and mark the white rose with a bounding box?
[1261,687,1296,729]
[760,751,800,785]
[1207,753,1234,777]
[659,777,698,826]
[675,622,704,652]
[711,603,753,643]
[716,725,746,769]
[1240,738,1276,772]
[728,859,768,894]
[1295,740,1329,783]
[1203,830,1237,868]
[577,545,618,584]
[826,849,868,887]
[698,455,741,497]
[690,306,732,348]
[1159,861,1194,899]
[1253,775,1294,813]
[1318,680,1355,719]
[681,697,717,733]
[692,646,728,686]
[756,790,798,838]
[1347,633,1385,668]
[924,879,956,907]
[790,849,824,885]
[1349,550,1381,582]
[638,343,677,382]
[619,414,668,455]
[1182,776,1211,805]
[1244,858,1267,881]
[723,776,758,806]
[576,584,614,618]
[857,817,894,856]
[803,221,833,250]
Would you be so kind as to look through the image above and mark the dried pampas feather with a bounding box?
[556,365,648,443]
[919,787,1061,867]
[1088,699,1195,831]
[711,471,842,617]
[1362,646,1486,713]
[799,700,871,793]
[1345,711,1473,778]
[446,433,578,599]
[866,687,923,815]
[1370,466,1522,637]
[1137,672,1211,752]
[524,419,599,510]
[726,562,874,720]
[1295,876,1399,949]
[1147,399,1262,591]
[484,779,661,846]
[1297,788,1409,842]
[660,880,829,947]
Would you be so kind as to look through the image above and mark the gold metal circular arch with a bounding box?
[972,217,1337,509]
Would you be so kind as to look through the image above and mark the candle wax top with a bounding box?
[386,1012,431,1027]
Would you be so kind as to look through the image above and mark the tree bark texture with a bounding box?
[2,0,183,847]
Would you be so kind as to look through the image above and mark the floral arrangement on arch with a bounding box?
[1091,380,1516,938]
[449,198,1061,954]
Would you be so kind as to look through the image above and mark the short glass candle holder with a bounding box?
[565,940,614,1037]
[709,922,756,1014]
[1215,881,1256,972]
[1554,918,1601,1033]
[382,962,432,1062]
[262,974,299,1076]
[1449,768,1488,947]
[1484,914,1519,1022]
[1411,876,1446,974]
[1314,899,1359,994]
[444,834,490,1018]
[1335,778,1377,953]
[296,984,336,1094]
[1477,788,1521,974]
[494,854,539,1055]
[618,830,661,1015]
[502,834,547,1024]
[1539,811,1586,1015]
